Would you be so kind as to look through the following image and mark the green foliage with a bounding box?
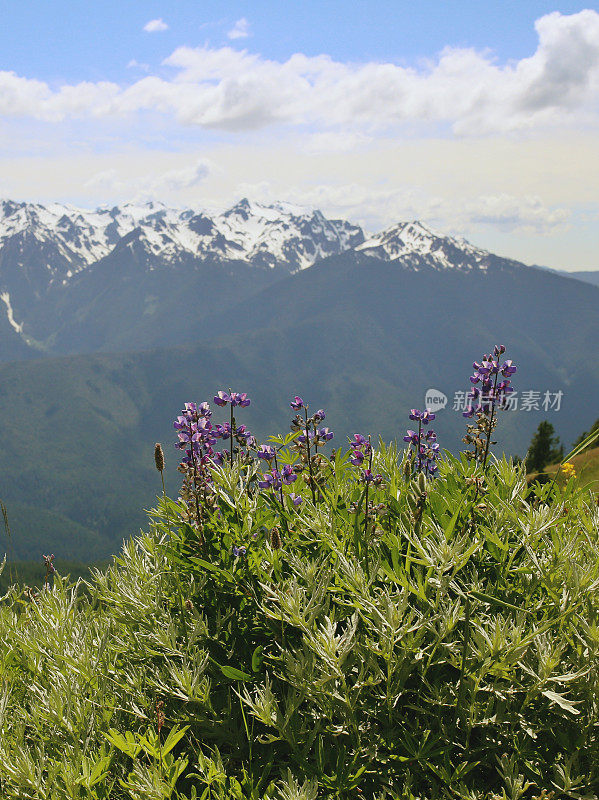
[0,558,109,594]
[573,417,599,452]
[525,421,563,472]
[1,449,599,798]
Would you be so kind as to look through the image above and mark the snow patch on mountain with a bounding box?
[0,197,365,277]
[356,221,490,271]
[0,197,511,300]
[0,292,23,333]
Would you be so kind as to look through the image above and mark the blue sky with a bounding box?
[0,1,598,268]
[2,1,592,79]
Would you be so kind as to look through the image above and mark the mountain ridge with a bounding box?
[0,196,559,358]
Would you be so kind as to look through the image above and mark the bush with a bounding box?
[1,442,598,799]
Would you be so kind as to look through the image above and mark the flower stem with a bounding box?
[273,451,289,534]
[363,436,372,577]
[188,419,203,532]
[304,406,317,504]
[229,393,235,465]
[482,371,499,471]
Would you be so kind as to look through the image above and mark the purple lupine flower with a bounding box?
[350,449,366,466]
[404,410,441,476]
[258,469,283,490]
[257,445,276,461]
[361,469,382,484]
[257,473,274,489]
[210,451,226,467]
[317,427,334,441]
[409,409,435,425]
[297,431,315,444]
[235,424,252,441]
[232,545,247,557]
[281,464,298,485]
[214,391,231,406]
[230,392,251,407]
[214,423,231,440]
[290,396,304,410]
[462,347,517,464]
[500,360,517,377]
[289,493,303,506]
[314,409,326,422]
[403,430,419,445]
[351,434,367,448]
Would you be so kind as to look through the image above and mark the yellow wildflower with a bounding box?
[561,462,576,479]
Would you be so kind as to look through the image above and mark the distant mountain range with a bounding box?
[554,269,599,287]
[0,197,598,562]
[3,196,582,357]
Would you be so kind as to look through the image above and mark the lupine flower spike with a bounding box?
[462,345,517,468]
[288,396,334,504]
[213,390,252,462]
[403,410,440,477]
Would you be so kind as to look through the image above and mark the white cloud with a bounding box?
[143,18,168,33]
[127,59,150,72]
[227,18,250,40]
[235,181,571,236]
[460,194,570,234]
[151,159,212,192]
[0,11,597,134]
[85,158,213,199]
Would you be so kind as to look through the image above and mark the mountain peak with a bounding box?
[356,218,488,270]
[0,197,500,292]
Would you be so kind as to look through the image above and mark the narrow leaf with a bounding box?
[542,690,580,715]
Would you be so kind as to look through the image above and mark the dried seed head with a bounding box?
[154,442,165,473]
[270,526,282,550]
[156,700,165,733]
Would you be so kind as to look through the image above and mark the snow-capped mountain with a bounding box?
[0,197,368,352]
[356,220,492,270]
[0,197,364,283]
[0,196,554,358]
[185,199,364,270]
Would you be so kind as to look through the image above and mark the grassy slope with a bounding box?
[537,446,599,491]
[1,452,599,797]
